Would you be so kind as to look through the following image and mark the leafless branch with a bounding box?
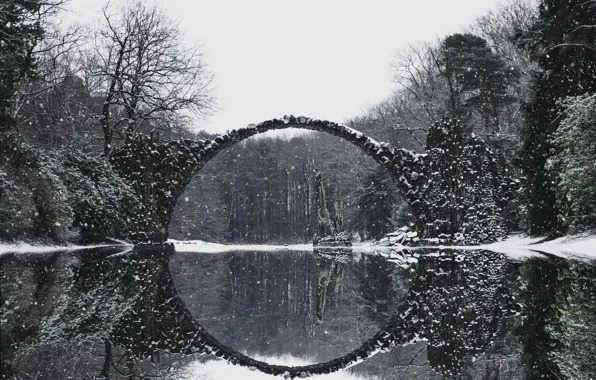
[90,0,215,154]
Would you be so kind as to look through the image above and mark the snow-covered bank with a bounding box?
[0,242,125,256]
[3,234,593,260]
[421,234,596,261]
[182,354,378,380]
[369,233,596,261]
[484,233,596,260]
[169,239,312,253]
[171,235,596,261]
[171,239,393,254]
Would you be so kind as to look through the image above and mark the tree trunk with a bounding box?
[100,339,112,379]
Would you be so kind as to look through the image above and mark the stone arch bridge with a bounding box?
[110,116,516,244]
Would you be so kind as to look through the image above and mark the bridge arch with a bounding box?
[111,115,427,243]
[189,115,422,181]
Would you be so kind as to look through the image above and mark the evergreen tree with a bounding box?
[519,0,596,235]
[442,33,521,136]
[0,0,44,132]
[551,94,596,232]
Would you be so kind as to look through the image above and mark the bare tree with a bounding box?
[391,41,451,127]
[91,0,215,155]
[471,0,537,67]
[389,16,533,155]
[467,0,538,152]
[470,0,537,103]
[1,0,101,153]
[1,0,79,132]
[12,34,97,150]
[345,42,453,151]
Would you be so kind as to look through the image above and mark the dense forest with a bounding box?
[1,0,596,243]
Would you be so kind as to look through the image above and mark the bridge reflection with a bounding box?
[1,245,518,378]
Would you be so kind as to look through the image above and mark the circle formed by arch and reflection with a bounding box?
[147,246,515,378]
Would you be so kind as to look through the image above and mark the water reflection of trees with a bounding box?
[0,247,192,379]
[519,258,596,380]
[2,247,593,379]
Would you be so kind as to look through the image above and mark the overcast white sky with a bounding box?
[66,0,502,134]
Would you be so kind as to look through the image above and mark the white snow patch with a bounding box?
[171,239,415,255]
[518,233,596,260]
[368,233,596,261]
[169,239,312,253]
[342,126,382,148]
[452,234,596,261]
[181,354,379,380]
[0,242,127,256]
[469,235,547,260]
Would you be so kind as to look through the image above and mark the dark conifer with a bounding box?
[519,0,596,235]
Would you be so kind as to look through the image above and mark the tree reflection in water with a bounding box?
[1,246,593,379]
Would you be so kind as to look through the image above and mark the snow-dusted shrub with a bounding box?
[0,147,72,240]
[0,167,34,238]
[29,159,73,238]
[551,94,596,233]
[0,144,142,242]
[51,153,143,241]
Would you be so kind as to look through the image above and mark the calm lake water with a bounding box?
[1,245,595,379]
